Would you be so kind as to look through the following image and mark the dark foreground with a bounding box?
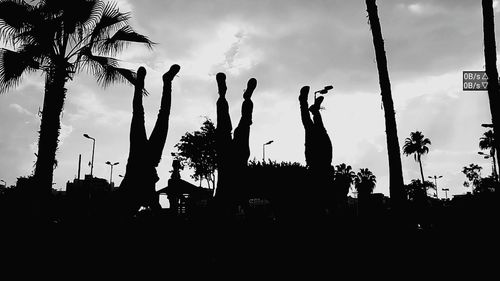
[1,207,497,278]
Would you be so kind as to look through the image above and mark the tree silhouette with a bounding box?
[354,168,377,217]
[365,0,406,211]
[175,118,217,189]
[405,179,424,202]
[334,163,356,198]
[462,163,482,193]
[355,168,377,196]
[0,1,153,207]
[479,129,497,180]
[403,131,431,185]
[482,0,500,186]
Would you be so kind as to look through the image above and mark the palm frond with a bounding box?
[98,25,154,56]
[0,0,33,45]
[79,50,148,94]
[90,1,130,43]
[14,13,59,54]
[0,48,37,93]
[61,0,99,35]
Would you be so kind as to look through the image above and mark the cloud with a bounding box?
[9,103,34,116]
[1,0,495,197]
[59,121,74,147]
[66,86,130,127]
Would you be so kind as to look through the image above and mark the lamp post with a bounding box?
[442,188,449,200]
[105,161,119,186]
[428,175,442,198]
[263,140,274,163]
[83,134,96,178]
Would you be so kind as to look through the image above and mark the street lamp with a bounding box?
[442,188,450,200]
[105,161,119,186]
[263,140,274,163]
[313,85,333,100]
[83,134,96,177]
[428,175,442,198]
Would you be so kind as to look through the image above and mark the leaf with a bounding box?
[0,48,38,93]
[100,25,154,55]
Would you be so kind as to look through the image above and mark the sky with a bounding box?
[1,0,499,202]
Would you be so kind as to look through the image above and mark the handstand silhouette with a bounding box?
[299,86,334,217]
[118,64,180,218]
[214,72,257,215]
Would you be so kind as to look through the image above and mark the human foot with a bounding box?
[299,86,310,104]
[216,72,227,96]
[243,78,257,100]
[309,96,324,113]
[136,66,146,87]
[163,64,180,82]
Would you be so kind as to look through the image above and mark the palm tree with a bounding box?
[354,168,376,217]
[0,1,153,199]
[365,0,405,210]
[482,0,500,185]
[403,131,431,185]
[479,130,498,180]
[462,163,483,193]
[334,163,356,197]
[354,168,377,196]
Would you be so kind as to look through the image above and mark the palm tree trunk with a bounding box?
[366,0,406,211]
[33,66,67,211]
[418,156,426,196]
[492,149,498,181]
[482,0,500,181]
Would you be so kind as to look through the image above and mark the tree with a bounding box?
[354,168,376,217]
[479,129,498,180]
[403,131,431,185]
[365,0,406,210]
[333,163,356,198]
[175,118,217,189]
[354,168,377,196]
[405,179,435,200]
[482,0,500,187]
[0,0,153,199]
[462,163,482,193]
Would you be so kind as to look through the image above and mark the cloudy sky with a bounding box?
[1,0,498,201]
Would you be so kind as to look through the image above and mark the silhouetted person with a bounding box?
[118,64,180,218]
[299,86,334,218]
[214,72,257,215]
